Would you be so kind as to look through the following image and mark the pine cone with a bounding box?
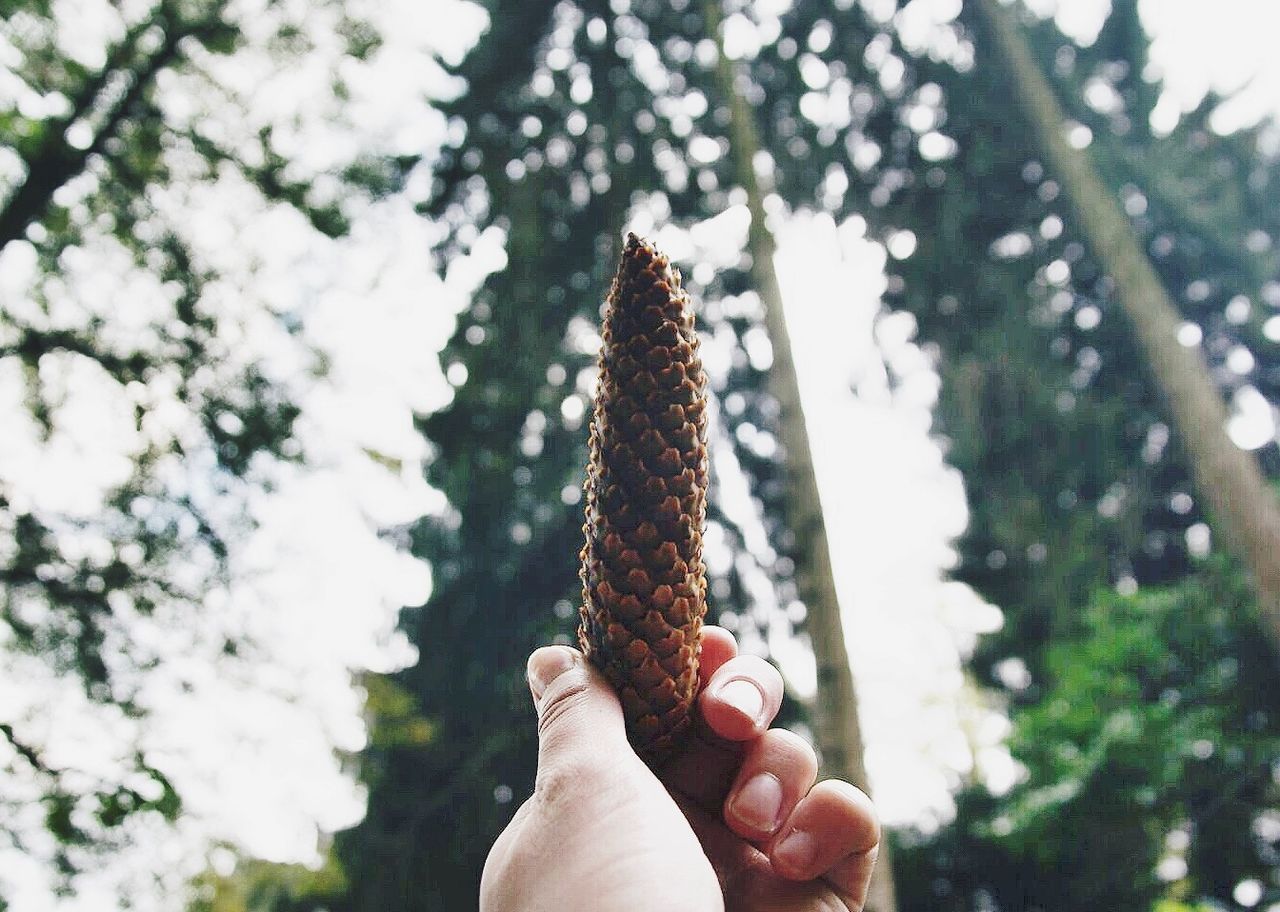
[579,233,710,765]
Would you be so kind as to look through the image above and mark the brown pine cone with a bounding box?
[579,232,710,765]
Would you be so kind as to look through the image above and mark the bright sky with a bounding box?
[772,212,1015,825]
[1,0,1277,907]
[1027,0,1280,130]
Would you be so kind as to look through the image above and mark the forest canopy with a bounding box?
[1,0,1278,910]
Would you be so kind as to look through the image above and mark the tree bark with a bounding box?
[976,0,1280,654]
[703,2,898,908]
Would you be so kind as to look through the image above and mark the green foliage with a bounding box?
[189,853,347,912]
[1154,902,1219,912]
[360,675,435,753]
[897,563,1279,912]
[1005,562,1277,905]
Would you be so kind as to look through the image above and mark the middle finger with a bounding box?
[723,728,818,842]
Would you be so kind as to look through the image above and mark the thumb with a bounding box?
[527,645,629,775]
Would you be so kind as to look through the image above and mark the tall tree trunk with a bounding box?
[703,2,898,908]
[975,0,1280,653]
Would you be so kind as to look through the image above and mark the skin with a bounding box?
[481,626,880,912]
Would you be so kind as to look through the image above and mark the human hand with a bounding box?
[480,626,880,912]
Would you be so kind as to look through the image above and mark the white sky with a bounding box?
[772,212,1016,825]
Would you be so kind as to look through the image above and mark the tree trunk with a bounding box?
[975,0,1280,654]
[703,2,898,908]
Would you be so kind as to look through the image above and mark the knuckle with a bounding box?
[769,728,819,769]
[817,780,880,846]
[534,760,579,805]
[534,673,607,806]
[826,847,878,912]
[536,675,591,739]
[535,752,607,809]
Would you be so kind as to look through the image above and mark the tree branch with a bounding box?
[0,1,231,251]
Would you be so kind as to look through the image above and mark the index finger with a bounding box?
[699,654,784,742]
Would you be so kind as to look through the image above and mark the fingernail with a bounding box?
[527,646,578,701]
[728,773,783,834]
[717,678,765,723]
[774,829,817,875]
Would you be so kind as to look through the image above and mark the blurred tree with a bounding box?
[893,559,1280,912]
[1,0,447,903]
[329,0,903,906]
[1,1,226,248]
[329,2,650,906]
[1004,558,1279,908]
[790,1,1280,908]
[704,0,896,907]
[188,852,347,912]
[976,0,1280,655]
